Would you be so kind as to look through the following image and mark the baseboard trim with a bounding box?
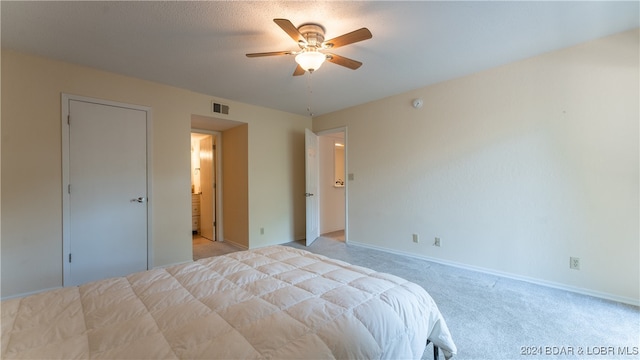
[152,260,192,269]
[348,241,639,307]
[1,286,63,301]
[223,238,248,250]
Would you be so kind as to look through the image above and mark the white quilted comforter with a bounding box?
[2,246,457,359]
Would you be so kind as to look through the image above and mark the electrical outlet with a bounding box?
[412,234,419,243]
[434,237,441,247]
[570,257,580,270]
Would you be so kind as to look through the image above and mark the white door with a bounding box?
[200,135,215,240]
[305,129,320,246]
[64,97,148,286]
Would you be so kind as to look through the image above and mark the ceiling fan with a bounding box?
[246,18,372,76]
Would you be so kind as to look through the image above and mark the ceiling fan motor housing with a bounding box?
[297,24,325,48]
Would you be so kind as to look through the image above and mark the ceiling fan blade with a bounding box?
[326,53,362,70]
[274,18,307,45]
[246,51,293,57]
[323,28,372,49]
[293,64,306,76]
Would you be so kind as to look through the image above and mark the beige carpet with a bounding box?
[284,237,640,360]
[321,229,345,241]
[192,234,243,260]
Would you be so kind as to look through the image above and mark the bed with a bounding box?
[2,245,457,359]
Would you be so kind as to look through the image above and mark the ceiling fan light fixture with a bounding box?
[295,51,326,72]
[246,19,372,76]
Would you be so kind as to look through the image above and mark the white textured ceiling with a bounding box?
[2,1,638,117]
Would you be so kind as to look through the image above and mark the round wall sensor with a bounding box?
[412,98,424,109]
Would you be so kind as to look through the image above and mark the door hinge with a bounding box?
[67,115,70,125]
[68,184,71,194]
[69,253,72,263]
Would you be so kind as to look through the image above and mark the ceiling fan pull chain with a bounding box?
[306,72,314,117]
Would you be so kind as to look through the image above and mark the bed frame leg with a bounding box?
[426,340,440,359]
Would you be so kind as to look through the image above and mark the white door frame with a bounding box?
[317,126,348,243]
[191,129,223,242]
[61,94,153,286]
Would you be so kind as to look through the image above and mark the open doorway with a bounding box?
[191,132,219,247]
[318,130,346,242]
[192,114,249,255]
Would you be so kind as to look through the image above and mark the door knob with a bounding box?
[131,197,146,203]
[305,193,314,197]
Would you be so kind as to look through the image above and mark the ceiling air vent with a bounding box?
[212,102,229,115]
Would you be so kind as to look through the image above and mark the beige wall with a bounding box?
[247,114,308,247]
[222,124,249,248]
[1,50,310,298]
[313,29,639,304]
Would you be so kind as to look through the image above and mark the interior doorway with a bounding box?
[191,114,248,252]
[318,129,346,242]
[191,132,219,244]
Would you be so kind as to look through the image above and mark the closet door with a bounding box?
[64,96,148,286]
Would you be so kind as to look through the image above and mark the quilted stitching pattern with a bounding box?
[1,246,456,359]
